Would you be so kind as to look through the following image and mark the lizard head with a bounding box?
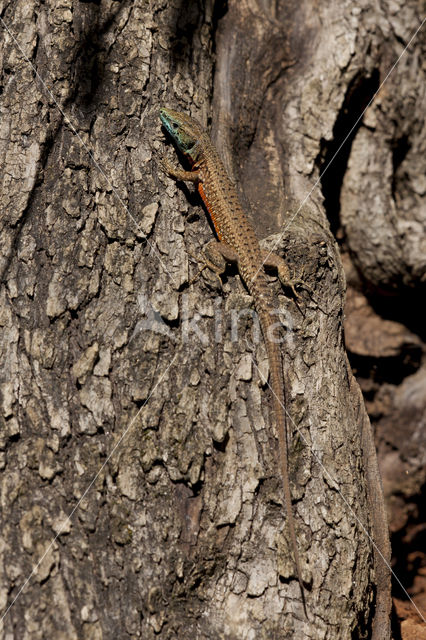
[160,107,204,162]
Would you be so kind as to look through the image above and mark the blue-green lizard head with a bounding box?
[160,107,204,161]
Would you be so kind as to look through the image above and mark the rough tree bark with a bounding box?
[1,0,423,638]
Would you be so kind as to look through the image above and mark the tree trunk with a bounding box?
[2,0,424,638]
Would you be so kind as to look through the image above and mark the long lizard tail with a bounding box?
[261,312,307,617]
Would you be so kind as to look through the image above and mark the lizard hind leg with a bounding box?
[189,239,238,288]
[260,250,310,299]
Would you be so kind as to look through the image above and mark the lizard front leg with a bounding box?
[160,156,200,182]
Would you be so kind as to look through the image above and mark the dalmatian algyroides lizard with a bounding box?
[159,107,306,613]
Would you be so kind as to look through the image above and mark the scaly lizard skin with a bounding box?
[159,107,306,614]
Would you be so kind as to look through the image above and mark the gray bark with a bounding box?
[2,0,423,637]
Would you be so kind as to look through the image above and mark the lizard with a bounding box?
[159,107,307,615]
